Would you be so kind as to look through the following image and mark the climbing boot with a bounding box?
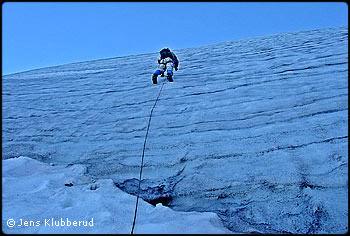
[167,74,173,82]
[152,74,158,84]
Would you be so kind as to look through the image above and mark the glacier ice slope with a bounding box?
[2,26,348,233]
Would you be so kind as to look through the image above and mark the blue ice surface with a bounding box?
[2,26,348,234]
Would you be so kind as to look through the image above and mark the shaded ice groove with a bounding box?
[2,26,348,233]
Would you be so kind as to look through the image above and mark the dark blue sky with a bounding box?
[2,2,348,75]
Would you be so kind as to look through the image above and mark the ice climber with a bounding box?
[152,47,179,84]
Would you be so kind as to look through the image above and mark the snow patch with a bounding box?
[2,156,232,234]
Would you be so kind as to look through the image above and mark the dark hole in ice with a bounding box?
[146,195,173,206]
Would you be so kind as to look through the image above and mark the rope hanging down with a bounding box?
[131,81,165,234]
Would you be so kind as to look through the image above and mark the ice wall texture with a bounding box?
[2,26,348,233]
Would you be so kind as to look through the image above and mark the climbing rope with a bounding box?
[131,81,165,234]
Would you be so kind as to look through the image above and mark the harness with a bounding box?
[159,58,173,65]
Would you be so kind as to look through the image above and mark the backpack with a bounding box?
[160,48,172,59]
